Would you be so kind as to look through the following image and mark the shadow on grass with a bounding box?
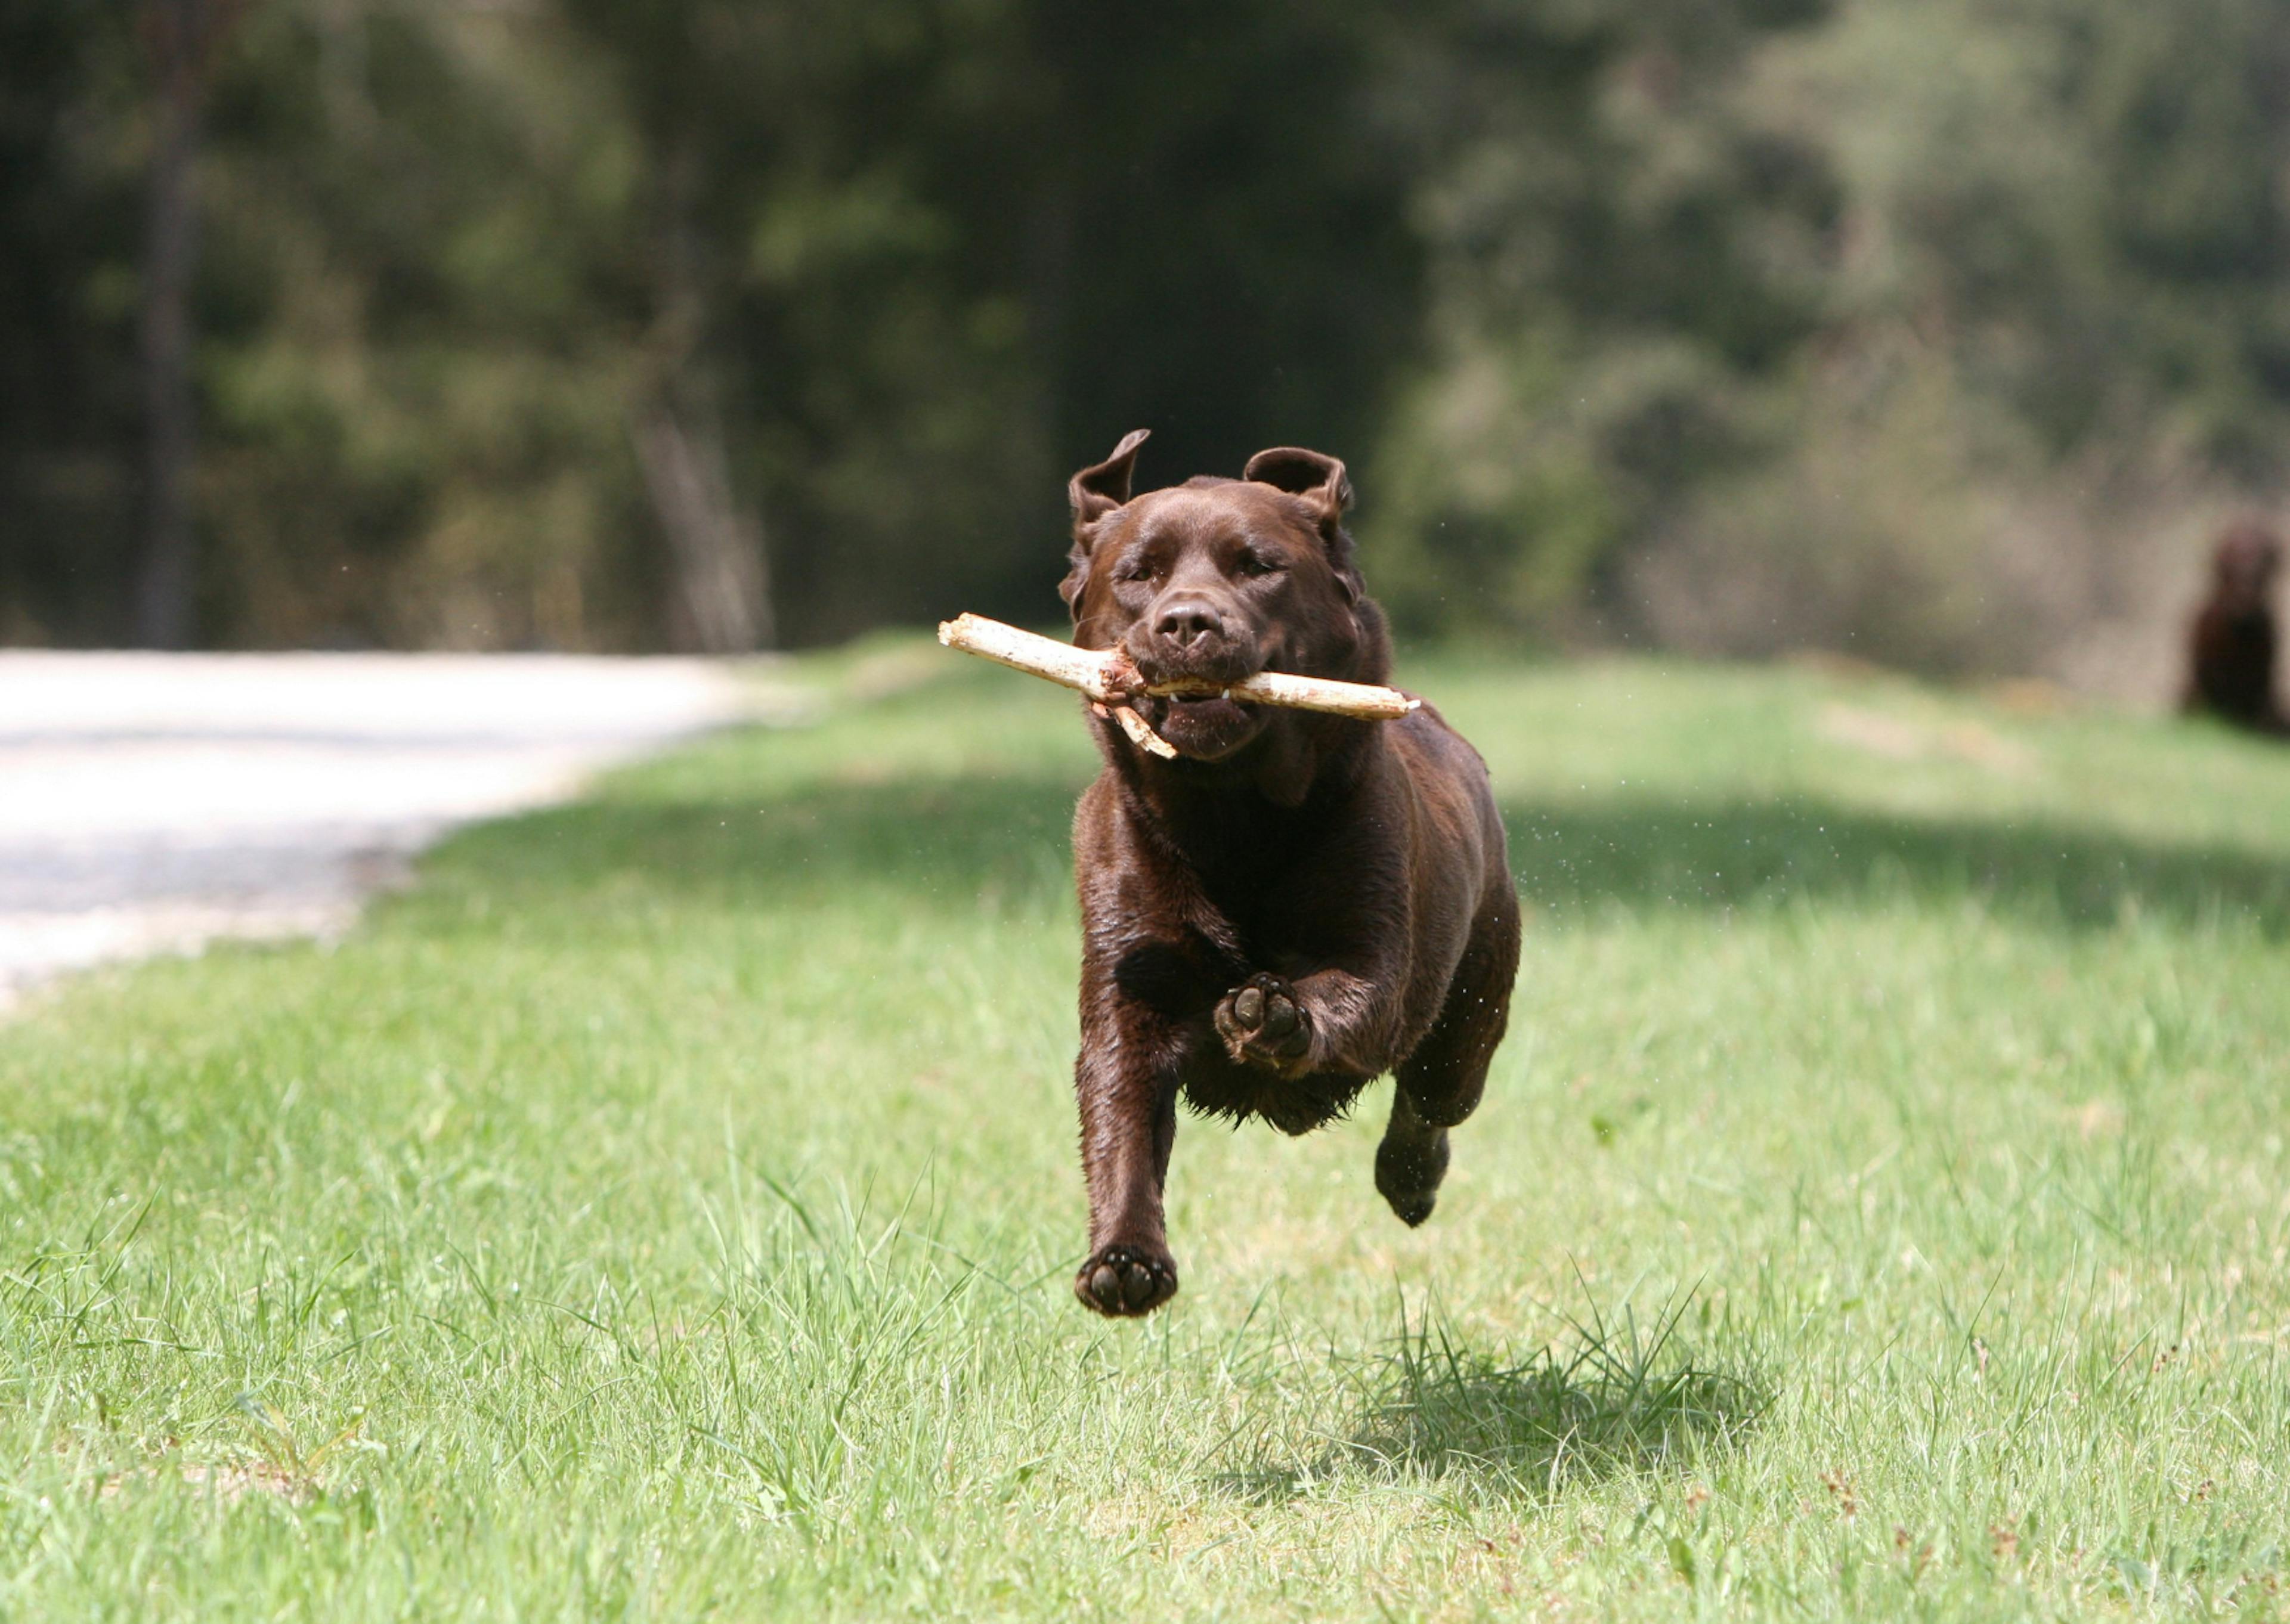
[1218,1296,1763,1503]
[425,764,2290,938]
[1503,796,2290,936]
[417,768,1093,916]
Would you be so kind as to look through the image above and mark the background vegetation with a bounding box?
[7,0,2290,686]
[7,646,2290,1617]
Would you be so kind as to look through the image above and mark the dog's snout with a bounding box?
[1154,597,1226,649]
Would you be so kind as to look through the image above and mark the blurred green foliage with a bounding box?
[5,0,2289,664]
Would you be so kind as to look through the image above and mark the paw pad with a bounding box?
[1075,1245,1178,1316]
[1217,973,1311,1070]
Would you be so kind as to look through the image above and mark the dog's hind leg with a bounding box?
[1376,886,1520,1226]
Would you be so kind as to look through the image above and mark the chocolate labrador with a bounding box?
[1059,429,1520,1316]
[2186,520,2287,734]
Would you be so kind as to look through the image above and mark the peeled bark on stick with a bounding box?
[936,613,1420,719]
[1104,702,1178,758]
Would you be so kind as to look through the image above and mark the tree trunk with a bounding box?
[630,390,772,654]
[135,0,213,649]
[630,135,773,655]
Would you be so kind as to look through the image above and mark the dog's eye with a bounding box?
[1236,551,1284,578]
[1116,559,1159,584]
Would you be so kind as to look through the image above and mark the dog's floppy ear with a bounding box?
[1245,445,1362,603]
[1069,429,1150,527]
[1062,429,1149,611]
[1243,446,1352,526]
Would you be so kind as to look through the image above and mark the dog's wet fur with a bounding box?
[1059,429,1520,1316]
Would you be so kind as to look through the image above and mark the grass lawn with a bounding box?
[7,642,2290,1620]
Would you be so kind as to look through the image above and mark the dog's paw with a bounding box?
[1074,1244,1179,1317]
[1215,972,1313,1073]
[1375,1126,1450,1228]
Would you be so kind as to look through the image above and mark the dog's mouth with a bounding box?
[1134,689,1261,760]
[1113,637,1274,761]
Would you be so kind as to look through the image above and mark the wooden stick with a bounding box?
[1104,702,1179,758]
[936,613,1419,720]
[937,613,1126,702]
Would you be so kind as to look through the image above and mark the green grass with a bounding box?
[7,643,2290,1620]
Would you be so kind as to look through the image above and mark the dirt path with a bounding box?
[0,652,808,1009]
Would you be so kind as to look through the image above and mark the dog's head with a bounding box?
[1061,429,1387,771]
[2212,520,2282,612]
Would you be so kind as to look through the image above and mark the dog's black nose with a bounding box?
[1154,597,1226,647]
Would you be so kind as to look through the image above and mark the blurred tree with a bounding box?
[4,0,2289,676]
[0,0,143,645]
[553,0,773,651]
[135,0,239,647]
[549,0,1423,644]
[1355,0,1839,640]
[1620,0,2290,674]
[190,0,649,648]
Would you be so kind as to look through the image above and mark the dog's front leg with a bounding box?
[1214,964,1398,1080]
[1072,989,1181,1317]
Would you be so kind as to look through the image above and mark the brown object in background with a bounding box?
[2184,521,2286,734]
[1053,429,1521,1318]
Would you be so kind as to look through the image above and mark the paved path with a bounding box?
[0,653,807,1009]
